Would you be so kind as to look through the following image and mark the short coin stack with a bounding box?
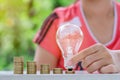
[53,68,63,74]
[14,57,24,74]
[40,64,50,74]
[27,62,36,74]
[65,68,75,74]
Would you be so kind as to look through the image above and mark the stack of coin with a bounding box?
[65,68,75,74]
[53,68,63,74]
[40,64,50,74]
[14,57,24,74]
[27,62,36,74]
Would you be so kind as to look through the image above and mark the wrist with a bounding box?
[109,50,120,72]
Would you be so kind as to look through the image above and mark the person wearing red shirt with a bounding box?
[33,0,120,73]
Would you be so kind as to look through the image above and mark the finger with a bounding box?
[99,64,119,74]
[81,60,86,69]
[70,43,102,64]
[82,47,107,68]
[82,52,103,69]
[86,59,111,73]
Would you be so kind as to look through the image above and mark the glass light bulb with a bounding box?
[56,23,83,69]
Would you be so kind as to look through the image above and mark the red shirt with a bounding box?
[33,1,120,70]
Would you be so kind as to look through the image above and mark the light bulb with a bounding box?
[56,23,83,69]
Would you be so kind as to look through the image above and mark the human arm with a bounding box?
[69,43,120,73]
[34,45,58,70]
[33,13,61,70]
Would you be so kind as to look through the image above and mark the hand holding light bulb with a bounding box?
[56,23,83,69]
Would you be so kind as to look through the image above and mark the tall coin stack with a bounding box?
[40,64,50,74]
[27,62,36,74]
[14,57,24,74]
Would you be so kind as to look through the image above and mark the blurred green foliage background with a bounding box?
[0,0,120,70]
[0,0,74,70]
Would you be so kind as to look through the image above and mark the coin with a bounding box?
[14,62,24,74]
[65,68,75,74]
[53,68,63,74]
[13,57,24,74]
[27,62,36,74]
[40,64,50,74]
[14,57,23,62]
